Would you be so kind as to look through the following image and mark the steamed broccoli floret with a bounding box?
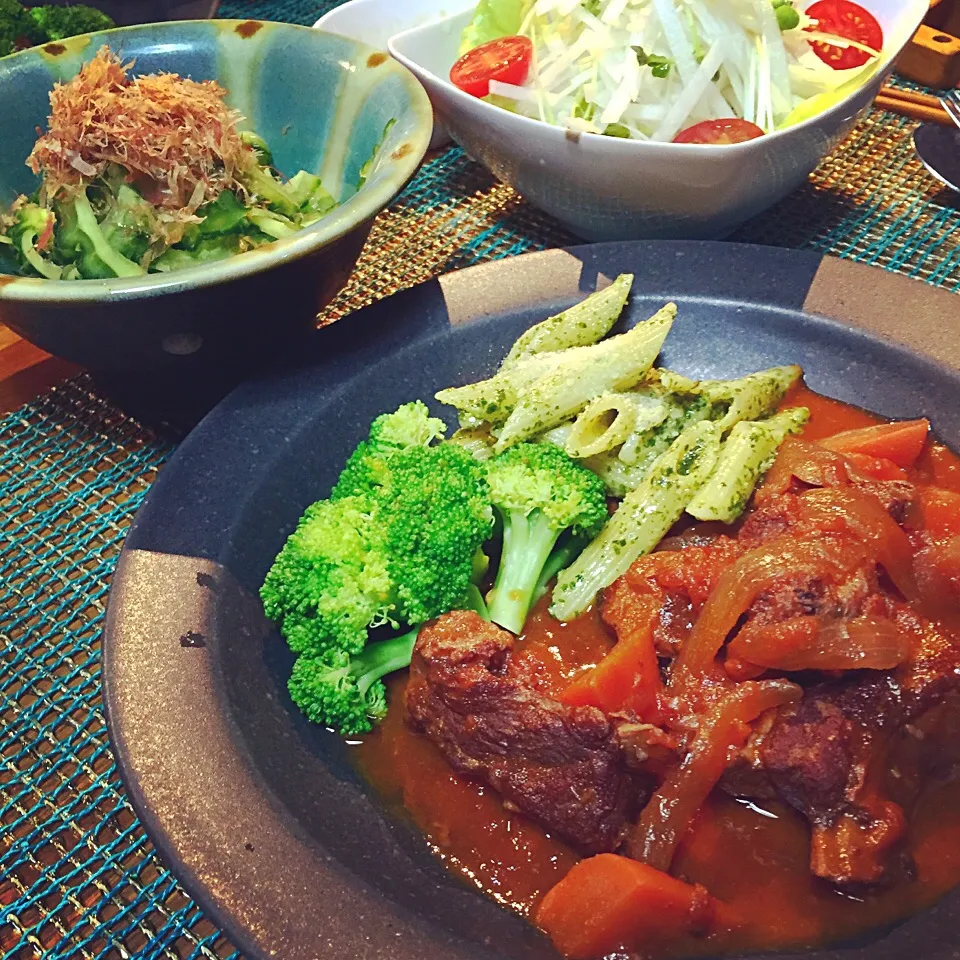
[485,443,608,635]
[288,586,488,735]
[0,0,114,55]
[330,404,490,621]
[262,404,494,734]
[378,444,493,624]
[0,0,44,56]
[28,4,113,41]
[260,496,394,657]
[289,645,390,735]
[332,401,446,500]
[261,402,492,664]
[371,399,447,448]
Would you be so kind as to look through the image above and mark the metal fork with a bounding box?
[940,88,960,130]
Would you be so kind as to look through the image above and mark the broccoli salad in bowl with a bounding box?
[0,0,114,57]
[447,0,887,143]
[0,47,376,280]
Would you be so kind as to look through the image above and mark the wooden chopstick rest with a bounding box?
[896,23,960,89]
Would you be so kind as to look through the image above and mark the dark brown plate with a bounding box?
[102,240,960,960]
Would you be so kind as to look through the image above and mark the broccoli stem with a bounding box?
[352,629,417,700]
[488,509,562,635]
[73,189,145,277]
[472,547,490,585]
[246,208,297,239]
[352,583,489,699]
[464,582,489,620]
[239,130,273,167]
[20,231,62,280]
[532,534,589,606]
[237,161,299,218]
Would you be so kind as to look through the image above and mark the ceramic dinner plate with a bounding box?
[103,240,960,960]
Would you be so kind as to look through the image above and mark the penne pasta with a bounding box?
[500,273,635,371]
[581,449,653,498]
[434,300,816,619]
[699,365,802,432]
[550,420,722,622]
[448,425,497,460]
[644,367,700,395]
[435,349,568,426]
[493,304,677,452]
[608,369,703,466]
[595,365,799,494]
[618,393,712,469]
[436,291,651,428]
[565,391,669,459]
[539,421,575,449]
[686,407,810,523]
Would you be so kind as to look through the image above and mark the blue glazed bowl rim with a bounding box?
[0,20,433,303]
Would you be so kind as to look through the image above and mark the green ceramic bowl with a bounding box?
[0,21,432,373]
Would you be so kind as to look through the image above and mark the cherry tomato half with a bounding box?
[804,0,883,70]
[449,35,533,99]
[673,118,766,145]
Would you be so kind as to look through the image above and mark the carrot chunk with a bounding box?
[560,600,660,717]
[536,854,713,959]
[843,452,908,481]
[820,418,929,468]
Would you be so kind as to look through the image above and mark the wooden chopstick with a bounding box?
[874,84,956,126]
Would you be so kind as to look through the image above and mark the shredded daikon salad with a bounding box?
[460,0,884,141]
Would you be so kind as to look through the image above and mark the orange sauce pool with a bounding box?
[352,383,960,956]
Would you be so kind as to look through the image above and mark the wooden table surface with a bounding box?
[0,324,80,414]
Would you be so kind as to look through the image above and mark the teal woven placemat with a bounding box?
[1,4,959,956]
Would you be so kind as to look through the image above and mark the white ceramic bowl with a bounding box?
[313,0,467,148]
[389,0,927,241]
[313,0,467,55]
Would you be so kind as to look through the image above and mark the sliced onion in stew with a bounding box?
[727,614,912,672]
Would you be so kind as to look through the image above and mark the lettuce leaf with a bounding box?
[459,0,533,54]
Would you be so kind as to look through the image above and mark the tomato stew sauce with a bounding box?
[353,383,960,957]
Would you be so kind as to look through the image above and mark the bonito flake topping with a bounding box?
[27,47,254,217]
